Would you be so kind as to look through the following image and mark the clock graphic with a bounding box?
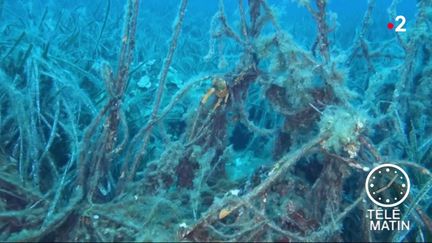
[365,163,410,208]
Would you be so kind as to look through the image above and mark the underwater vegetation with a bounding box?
[0,0,431,241]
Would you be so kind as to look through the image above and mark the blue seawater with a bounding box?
[0,0,430,242]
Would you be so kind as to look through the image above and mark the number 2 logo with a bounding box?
[395,15,406,32]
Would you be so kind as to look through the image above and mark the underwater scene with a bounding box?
[0,0,431,242]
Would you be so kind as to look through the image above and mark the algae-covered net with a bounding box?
[0,0,431,241]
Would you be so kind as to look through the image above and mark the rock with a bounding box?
[137,75,151,89]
